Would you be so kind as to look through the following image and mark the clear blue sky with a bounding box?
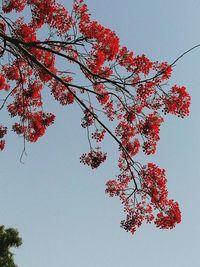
[1,1,200,266]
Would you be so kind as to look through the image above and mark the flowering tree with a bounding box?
[0,0,191,235]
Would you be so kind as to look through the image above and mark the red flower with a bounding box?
[80,148,107,169]
[0,140,5,151]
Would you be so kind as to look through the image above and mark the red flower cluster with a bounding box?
[116,121,137,145]
[136,82,155,102]
[24,81,42,100]
[125,139,140,157]
[155,200,181,229]
[12,112,55,142]
[106,163,181,234]
[91,129,106,143]
[73,0,120,75]
[117,47,135,71]
[153,62,173,80]
[0,0,190,236]
[80,148,107,169]
[139,112,164,155]
[3,0,26,13]
[79,20,120,61]
[121,202,154,235]
[51,77,75,105]
[140,163,168,205]
[0,140,5,150]
[14,18,37,42]
[0,74,9,90]
[81,109,95,128]
[0,125,7,151]
[164,85,191,117]
[133,54,153,75]
[106,179,123,197]
[29,0,72,34]
[3,64,20,81]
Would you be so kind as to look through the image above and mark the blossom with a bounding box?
[80,148,107,169]
[155,200,181,229]
[0,0,189,236]
[0,140,6,150]
[164,85,191,117]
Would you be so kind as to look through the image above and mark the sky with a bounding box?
[1,1,200,267]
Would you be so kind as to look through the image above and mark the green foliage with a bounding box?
[0,225,22,267]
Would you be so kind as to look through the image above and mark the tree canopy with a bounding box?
[0,0,191,236]
[0,226,22,267]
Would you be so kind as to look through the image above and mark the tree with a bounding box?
[0,0,191,236]
[0,226,22,267]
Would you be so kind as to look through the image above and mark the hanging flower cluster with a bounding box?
[80,148,107,169]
